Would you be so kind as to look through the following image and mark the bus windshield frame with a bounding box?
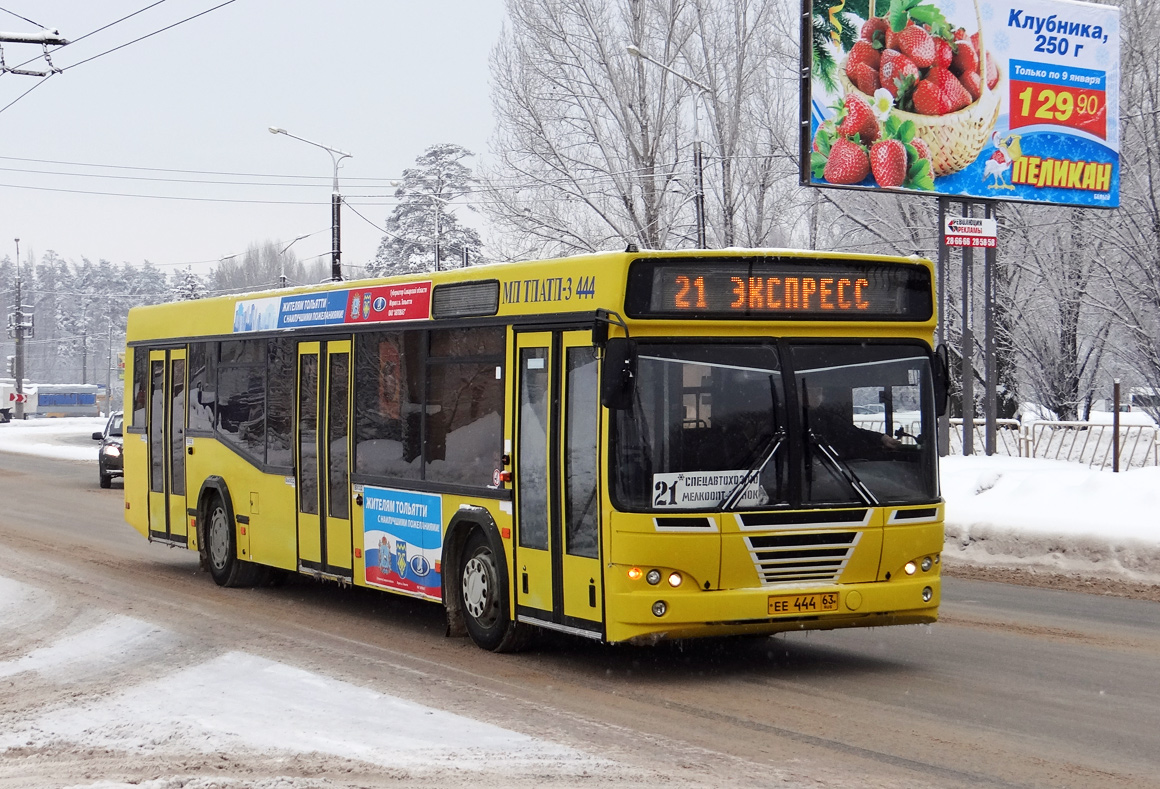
[609,338,939,512]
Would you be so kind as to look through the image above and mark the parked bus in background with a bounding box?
[35,383,101,417]
[121,248,947,651]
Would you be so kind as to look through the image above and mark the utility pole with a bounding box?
[10,238,32,420]
[106,321,113,416]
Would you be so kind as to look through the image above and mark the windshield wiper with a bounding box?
[718,430,784,511]
[809,432,879,506]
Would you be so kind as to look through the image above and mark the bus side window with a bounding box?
[353,331,422,479]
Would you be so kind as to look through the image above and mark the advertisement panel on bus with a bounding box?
[801,0,1120,208]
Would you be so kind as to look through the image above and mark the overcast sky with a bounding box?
[0,0,506,277]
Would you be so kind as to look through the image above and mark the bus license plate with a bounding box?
[768,592,839,615]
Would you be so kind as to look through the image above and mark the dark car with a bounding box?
[93,411,123,488]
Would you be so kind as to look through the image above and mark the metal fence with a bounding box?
[947,418,1159,471]
[852,416,1159,470]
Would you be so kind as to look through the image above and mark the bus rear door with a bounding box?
[514,330,603,638]
[146,348,188,544]
[295,339,353,579]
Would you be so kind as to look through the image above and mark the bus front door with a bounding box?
[146,348,188,544]
[514,330,603,639]
[295,339,353,579]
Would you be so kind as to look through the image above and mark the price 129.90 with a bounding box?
[1009,80,1107,140]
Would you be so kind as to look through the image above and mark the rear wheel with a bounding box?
[204,493,264,587]
[460,529,528,652]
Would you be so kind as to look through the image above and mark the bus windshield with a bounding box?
[610,341,938,511]
[793,342,938,507]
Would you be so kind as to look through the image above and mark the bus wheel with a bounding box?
[205,493,263,588]
[460,529,527,652]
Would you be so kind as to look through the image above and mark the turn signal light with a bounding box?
[627,567,643,581]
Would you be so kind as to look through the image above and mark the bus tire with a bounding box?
[460,528,528,652]
[204,492,265,588]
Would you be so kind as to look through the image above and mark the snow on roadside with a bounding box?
[0,416,106,462]
[941,455,1160,580]
[0,575,602,774]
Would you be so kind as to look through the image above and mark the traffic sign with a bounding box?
[944,216,998,248]
[8,392,27,403]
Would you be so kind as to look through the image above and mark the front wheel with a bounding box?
[460,529,528,652]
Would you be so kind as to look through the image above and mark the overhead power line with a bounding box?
[0,154,406,183]
[62,0,237,72]
[0,1,237,117]
[0,6,53,29]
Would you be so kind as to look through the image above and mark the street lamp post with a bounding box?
[268,127,352,281]
[626,44,710,249]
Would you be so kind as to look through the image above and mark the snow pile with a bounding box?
[0,575,601,773]
[0,416,107,461]
[942,455,1160,580]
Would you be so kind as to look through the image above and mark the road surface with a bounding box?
[1,446,1158,788]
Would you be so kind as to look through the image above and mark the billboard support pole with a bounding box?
[937,197,949,457]
[960,201,974,456]
[984,202,997,455]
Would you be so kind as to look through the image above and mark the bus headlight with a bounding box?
[646,569,662,585]
[922,586,933,602]
[651,600,667,617]
[904,561,917,575]
[667,572,682,588]
[921,556,933,572]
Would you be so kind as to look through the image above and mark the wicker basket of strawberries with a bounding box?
[838,0,1001,178]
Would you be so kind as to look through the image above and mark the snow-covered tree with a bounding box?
[171,266,208,301]
[368,144,483,276]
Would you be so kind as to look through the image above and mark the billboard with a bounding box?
[801,0,1120,207]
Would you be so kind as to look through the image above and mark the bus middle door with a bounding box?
[146,348,188,544]
[295,339,353,579]
[514,330,603,639]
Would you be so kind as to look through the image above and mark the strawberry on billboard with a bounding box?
[801,0,1120,207]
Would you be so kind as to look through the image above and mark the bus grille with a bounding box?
[745,531,861,585]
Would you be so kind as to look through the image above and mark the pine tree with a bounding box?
[368,144,483,277]
[172,266,207,301]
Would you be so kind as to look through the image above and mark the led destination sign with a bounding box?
[625,258,933,321]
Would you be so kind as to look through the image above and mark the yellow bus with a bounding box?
[123,248,947,651]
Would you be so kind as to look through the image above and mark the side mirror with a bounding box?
[92,431,104,441]
[932,344,950,417]
[601,338,636,410]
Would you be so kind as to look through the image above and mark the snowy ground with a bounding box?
[1,416,1158,787]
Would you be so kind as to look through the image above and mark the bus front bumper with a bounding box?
[603,574,940,644]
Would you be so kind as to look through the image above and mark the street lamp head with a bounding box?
[268,126,286,135]
[625,44,642,58]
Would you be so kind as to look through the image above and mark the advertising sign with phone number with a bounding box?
[803,0,1120,208]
